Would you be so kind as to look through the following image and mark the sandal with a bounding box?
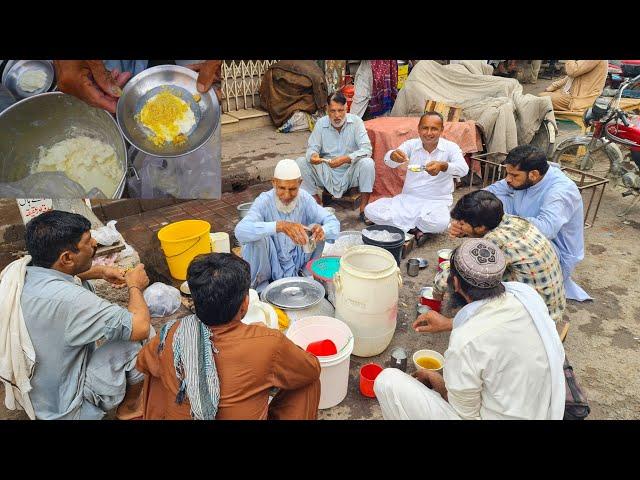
[359,212,374,226]
[415,230,429,247]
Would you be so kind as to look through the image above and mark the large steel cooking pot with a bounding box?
[0,92,127,198]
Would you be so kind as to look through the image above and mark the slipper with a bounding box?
[359,212,374,226]
[415,230,429,247]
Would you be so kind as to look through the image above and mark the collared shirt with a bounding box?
[444,291,553,420]
[435,214,566,323]
[305,113,372,164]
[136,319,321,419]
[484,215,565,323]
[485,164,584,277]
[21,266,133,420]
[384,137,469,202]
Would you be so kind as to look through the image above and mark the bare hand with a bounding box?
[310,153,324,165]
[277,221,308,246]
[125,264,150,291]
[390,149,409,164]
[411,369,446,398]
[413,310,453,334]
[411,368,435,387]
[448,220,467,239]
[102,266,127,287]
[329,156,350,169]
[54,60,131,114]
[310,224,325,243]
[425,161,446,176]
[186,60,222,102]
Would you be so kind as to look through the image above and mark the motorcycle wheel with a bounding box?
[529,120,555,158]
[551,136,624,179]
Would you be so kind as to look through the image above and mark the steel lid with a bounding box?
[262,277,325,310]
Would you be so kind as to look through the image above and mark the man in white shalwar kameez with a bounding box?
[235,159,340,293]
[485,144,591,301]
[374,239,566,420]
[364,112,469,244]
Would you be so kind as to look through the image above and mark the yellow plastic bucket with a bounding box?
[157,220,212,280]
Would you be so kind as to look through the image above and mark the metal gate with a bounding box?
[221,60,277,113]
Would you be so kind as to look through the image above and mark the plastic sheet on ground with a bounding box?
[91,220,121,246]
[322,232,363,257]
[362,229,403,243]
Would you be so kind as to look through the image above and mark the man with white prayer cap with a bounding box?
[235,159,341,292]
[374,238,566,420]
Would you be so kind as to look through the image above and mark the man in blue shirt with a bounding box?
[235,159,340,292]
[485,145,590,301]
[20,210,153,419]
[296,91,375,224]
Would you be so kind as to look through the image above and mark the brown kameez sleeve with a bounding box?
[269,335,321,391]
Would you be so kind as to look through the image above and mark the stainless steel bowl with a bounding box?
[237,202,253,219]
[116,65,220,158]
[0,92,127,198]
[2,60,55,100]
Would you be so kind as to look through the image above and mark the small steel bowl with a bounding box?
[116,64,220,158]
[237,202,253,219]
[2,60,55,100]
[179,281,191,296]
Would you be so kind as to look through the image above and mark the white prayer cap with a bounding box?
[273,159,301,180]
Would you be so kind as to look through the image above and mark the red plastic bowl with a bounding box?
[306,339,338,356]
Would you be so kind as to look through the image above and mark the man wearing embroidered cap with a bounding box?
[235,159,341,292]
[374,238,566,420]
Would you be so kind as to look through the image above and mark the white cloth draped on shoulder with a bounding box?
[0,256,36,419]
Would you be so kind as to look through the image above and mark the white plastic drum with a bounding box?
[334,245,401,357]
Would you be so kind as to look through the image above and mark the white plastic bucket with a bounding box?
[334,245,401,357]
[286,316,354,409]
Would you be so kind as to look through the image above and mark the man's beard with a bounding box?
[445,290,469,310]
[509,178,535,190]
[275,195,299,214]
[445,273,469,310]
[330,117,346,128]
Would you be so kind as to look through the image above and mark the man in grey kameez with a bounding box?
[296,91,375,224]
[20,210,153,419]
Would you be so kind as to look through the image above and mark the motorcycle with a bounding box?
[551,73,640,216]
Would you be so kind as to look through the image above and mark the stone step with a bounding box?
[222,108,273,135]
[227,108,270,120]
[221,113,239,125]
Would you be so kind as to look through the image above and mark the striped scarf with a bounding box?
[158,315,220,420]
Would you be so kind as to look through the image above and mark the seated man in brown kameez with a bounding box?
[136,253,321,420]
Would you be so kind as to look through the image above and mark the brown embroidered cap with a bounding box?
[453,239,506,288]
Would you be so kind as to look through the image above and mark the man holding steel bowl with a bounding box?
[53,60,223,199]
